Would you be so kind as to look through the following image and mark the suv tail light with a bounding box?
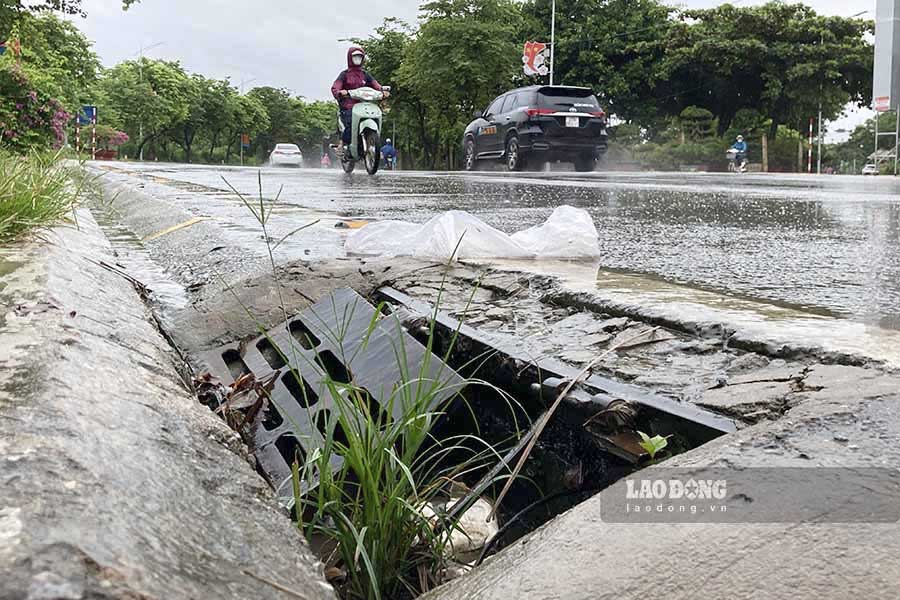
[591,111,606,118]
[526,108,555,117]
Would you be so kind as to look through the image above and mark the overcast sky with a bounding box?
[71,0,876,139]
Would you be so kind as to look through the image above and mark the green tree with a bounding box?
[1,0,140,37]
[399,0,521,168]
[247,86,298,159]
[0,12,98,151]
[11,12,99,108]
[830,112,898,173]
[98,58,192,159]
[679,106,715,140]
[294,99,337,156]
[662,3,873,136]
[521,0,674,129]
[224,93,269,163]
[352,18,422,167]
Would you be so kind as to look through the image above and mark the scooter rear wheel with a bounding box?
[364,130,381,175]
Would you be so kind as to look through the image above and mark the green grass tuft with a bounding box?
[0,150,83,245]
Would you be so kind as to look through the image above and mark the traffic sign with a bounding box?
[873,0,900,109]
[78,105,97,125]
[241,134,250,148]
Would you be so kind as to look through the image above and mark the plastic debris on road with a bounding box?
[345,205,600,260]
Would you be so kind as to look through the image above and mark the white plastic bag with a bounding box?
[511,205,601,258]
[345,205,599,261]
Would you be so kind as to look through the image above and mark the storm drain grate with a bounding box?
[198,288,465,498]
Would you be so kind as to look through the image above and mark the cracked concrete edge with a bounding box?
[423,362,900,600]
[542,288,885,368]
[0,210,335,600]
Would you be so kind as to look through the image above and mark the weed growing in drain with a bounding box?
[0,149,86,245]
[221,174,522,600]
[292,302,518,600]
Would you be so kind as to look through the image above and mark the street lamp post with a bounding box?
[549,0,556,86]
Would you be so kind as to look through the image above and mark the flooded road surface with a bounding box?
[97,164,900,337]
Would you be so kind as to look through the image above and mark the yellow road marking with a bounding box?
[142,217,208,242]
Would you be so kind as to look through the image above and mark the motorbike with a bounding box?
[338,86,390,175]
[383,155,396,170]
[726,148,747,173]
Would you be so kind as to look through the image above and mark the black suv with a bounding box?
[462,86,608,172]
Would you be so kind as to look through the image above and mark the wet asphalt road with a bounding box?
[102,163,900,331]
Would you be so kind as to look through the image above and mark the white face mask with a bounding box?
[351,54,364,66]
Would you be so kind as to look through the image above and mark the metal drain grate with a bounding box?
[198,288,465,498]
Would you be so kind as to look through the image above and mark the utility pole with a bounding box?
[816,32,823,175]
[807,117,813,173]
[817,104,823,174]
[549,0,556,86]
[136,42,164,161]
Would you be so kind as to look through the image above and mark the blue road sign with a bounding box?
[78,105,97,126]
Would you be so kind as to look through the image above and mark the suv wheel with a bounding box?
[506,136,525,171]
[574,155,595,172]
[464,138,477,171]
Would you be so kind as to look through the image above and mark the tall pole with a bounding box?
[875,111,880,171]
[91,108,97,161]
[139,44,143,161]
[816,32,823,175]
[817,103,823,175]
[895,107,899,176]
[807,117,813,174]
[549,0,556,86]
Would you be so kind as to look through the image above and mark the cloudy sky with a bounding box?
[71,0,876,138]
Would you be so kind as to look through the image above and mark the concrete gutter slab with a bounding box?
[0,211,334,599]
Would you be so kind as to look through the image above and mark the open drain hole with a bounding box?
[262,399,285,431]
[275,433,306,467]
[290,320,321,350]
[315,409,349,447]
[257,338,286,370]
[317,350,351,383]
[283,370,318,407]
[222,349,250,380]
[345,387,390,425]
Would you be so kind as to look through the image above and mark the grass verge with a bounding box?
[0,149,83,245]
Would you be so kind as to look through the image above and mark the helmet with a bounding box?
[385,138,391,144]
[736,135,744,141]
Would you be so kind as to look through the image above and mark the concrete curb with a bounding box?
[0,211,334,599]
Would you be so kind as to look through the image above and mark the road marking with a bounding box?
[142,217,208,242]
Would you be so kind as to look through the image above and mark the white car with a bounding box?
[268,143,303,167]
[861,163,878,176]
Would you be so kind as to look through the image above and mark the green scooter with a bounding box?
[338,86,390,175]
